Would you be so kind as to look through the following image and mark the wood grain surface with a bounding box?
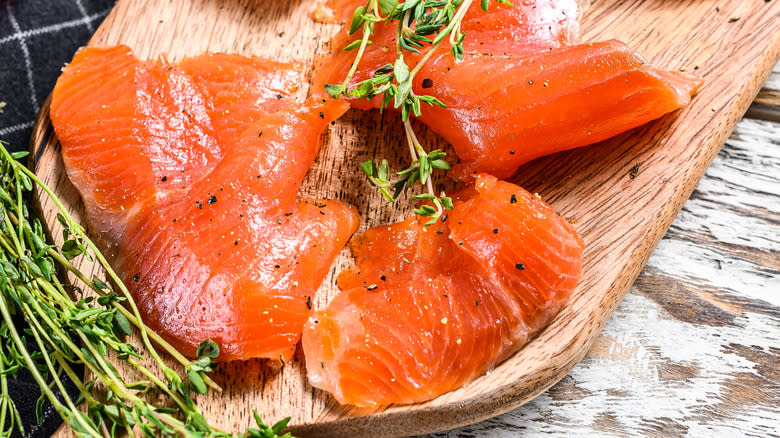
[27,0,780,436]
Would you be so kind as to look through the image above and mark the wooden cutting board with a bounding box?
[29,0,780,436]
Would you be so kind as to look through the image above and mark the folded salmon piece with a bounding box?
[51,45,359,361]
[303,174,583,406]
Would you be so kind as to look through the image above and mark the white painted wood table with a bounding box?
[418,66,780,438]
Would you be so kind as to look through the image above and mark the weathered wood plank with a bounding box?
[422,117,780,437]
[758,61,780,98]
[746,61,780,121]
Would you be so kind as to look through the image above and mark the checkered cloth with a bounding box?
[1,0,114,152]
[1,2,114,436]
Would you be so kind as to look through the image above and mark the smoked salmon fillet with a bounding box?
[315,0,701,179]
[50,46,360,361]
[302,174,583,406]
[414,40,703,179]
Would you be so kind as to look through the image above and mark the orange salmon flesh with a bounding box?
[302,174,583,406]
[314,0,701,179]
[50,46,359,361]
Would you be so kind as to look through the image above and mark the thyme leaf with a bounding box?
[327,0,511,223]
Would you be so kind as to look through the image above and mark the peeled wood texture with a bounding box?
[28,0,780,436]
[747,63,780,122]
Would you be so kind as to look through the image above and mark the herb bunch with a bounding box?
[326,0,510,224]
[0,141,291,438]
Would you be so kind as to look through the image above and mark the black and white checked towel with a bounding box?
[0,1,115,436]
[0,0,114,152]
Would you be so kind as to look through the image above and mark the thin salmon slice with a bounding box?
[315,1,701,179]
[50,46,359,361]
[302,174,583,406]
[417,40,702,179]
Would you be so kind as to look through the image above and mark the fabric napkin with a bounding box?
[0,1,115,436]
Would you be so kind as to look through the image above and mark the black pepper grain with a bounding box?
[629,163,640,180]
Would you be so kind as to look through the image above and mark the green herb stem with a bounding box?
[45,247,220,392]
[18,164,221,393]
[403,120,443,219]
[23,312,102,437]
[331,0,503,223]
[0,293,71,424]
[0,140,290,437]
[25,265,199,437]
[410,0,475,79]
[20,167,162,366]
[0,343,23,438]
[51,352,97,406]
[342,0,381,90]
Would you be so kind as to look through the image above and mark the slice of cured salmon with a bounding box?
[302,174,584,406]
[50,46,359,361]
[415,40,702,179]
[315,1,701,179]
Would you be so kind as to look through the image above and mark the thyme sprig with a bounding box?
[0,141,292,437]
[327,0,510,223]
